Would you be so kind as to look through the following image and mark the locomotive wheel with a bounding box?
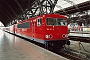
[45,42,62,51]
[66,40,70,45]
[45,41,66,52]
[45,42,48,49]
[45,42,53,51]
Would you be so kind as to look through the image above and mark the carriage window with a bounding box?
[46,18,67,26]
[17,22,30,28]
[37,18,42,26]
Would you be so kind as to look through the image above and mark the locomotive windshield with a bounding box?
[46,18,67,26]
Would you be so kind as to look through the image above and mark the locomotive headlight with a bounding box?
[62,34,66,38]
[62,34,68,38]
[45,35,49,38]
[49,34,53,38]
[45,34,53,39]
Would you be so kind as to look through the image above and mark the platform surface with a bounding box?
[68,31,90,37]
[0,30,68,60]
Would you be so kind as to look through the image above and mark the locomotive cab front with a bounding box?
[44,15,68,40]
[43,14,69,50]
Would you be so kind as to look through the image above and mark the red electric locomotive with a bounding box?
[11,14,69,50]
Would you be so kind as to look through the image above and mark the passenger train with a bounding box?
[3,14,70,51]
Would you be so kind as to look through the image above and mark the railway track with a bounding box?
[57,49,88,60]
[38,43,89,60]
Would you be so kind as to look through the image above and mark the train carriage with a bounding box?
[9,25,15,34]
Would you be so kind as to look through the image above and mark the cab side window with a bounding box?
[37,18,42,26]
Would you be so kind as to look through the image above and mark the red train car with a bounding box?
[9,25,15,34]
[11,14,69,50]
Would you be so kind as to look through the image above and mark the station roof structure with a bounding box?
[0,0,90,26]
[55,0,90,15]
[0,0,35,26]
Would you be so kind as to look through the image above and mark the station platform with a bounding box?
[0,30,68,60]
[68,31,90,43]
[68,31,90,38]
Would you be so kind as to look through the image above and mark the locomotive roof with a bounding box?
[16,14,67,24]
[29,14,67,19]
